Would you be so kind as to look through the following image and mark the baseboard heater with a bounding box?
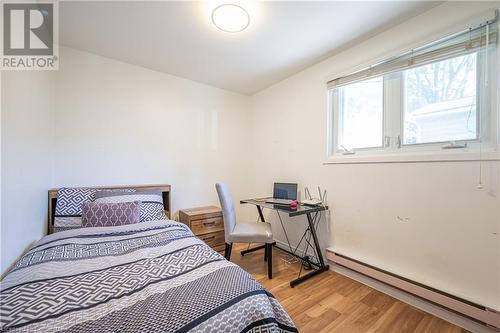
[326,250,500,330]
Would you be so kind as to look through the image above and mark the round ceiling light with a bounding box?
[211,4,250,33]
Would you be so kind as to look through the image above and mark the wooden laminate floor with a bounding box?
[229,243,469,333]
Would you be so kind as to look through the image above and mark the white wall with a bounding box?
[1,71,55,275]
[53,47,254,217]
[250,2,500,310]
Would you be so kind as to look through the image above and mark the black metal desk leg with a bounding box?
[257,205,266,222]
[289,212,329,287]
[290,266,330,288]
[306,212,325,267]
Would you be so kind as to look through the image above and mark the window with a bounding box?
[327,19,498,160]
[402,53,478,145]
[338,76,384,149]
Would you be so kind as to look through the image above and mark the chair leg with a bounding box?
[266,243,273,279]
[264,244,268,262]
[225,243,233,261]
[241,244,266,256]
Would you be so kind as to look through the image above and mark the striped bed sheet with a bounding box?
[0,220,297,333]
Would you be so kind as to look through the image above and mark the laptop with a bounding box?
[265,183,298,205]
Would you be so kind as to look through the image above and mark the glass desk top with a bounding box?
[240,198,328,217]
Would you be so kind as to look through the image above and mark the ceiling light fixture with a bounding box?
[211,4,250,33]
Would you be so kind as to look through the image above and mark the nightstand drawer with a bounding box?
[179,206,225,252]
[198,230,224,249]
[191,217,223,235]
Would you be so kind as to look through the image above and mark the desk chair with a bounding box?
[215,183,274,279]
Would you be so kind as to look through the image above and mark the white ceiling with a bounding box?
[60,1,439,95]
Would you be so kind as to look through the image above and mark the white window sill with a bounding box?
[323,149,500,164]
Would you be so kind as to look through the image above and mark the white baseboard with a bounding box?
[329,263,499,333]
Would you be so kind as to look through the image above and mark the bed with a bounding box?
[0,186,297,333]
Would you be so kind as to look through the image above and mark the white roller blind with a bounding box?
[327,12,498,89]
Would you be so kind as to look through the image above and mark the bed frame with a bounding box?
[48,184,171,234]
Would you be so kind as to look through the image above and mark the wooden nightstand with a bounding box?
[179,206,225,252]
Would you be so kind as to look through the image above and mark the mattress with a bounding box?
[0,220,297,332]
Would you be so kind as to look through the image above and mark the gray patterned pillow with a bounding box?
[94,191,167,222]
[81,201,141,227]
[54,188,97,232]
[54,187,136,232]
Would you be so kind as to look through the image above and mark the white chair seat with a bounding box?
[227,222,273,243]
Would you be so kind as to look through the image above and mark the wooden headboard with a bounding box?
[48,184,171,234]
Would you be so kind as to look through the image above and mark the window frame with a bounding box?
[326,49,499,163]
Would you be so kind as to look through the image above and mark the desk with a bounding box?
[240,199,330,287]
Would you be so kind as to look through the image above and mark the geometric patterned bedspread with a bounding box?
[0,220,298,333]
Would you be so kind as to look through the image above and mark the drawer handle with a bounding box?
[203,221,216,226]
[202,236,215,241]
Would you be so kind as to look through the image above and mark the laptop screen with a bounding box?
[273,183,297,200]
